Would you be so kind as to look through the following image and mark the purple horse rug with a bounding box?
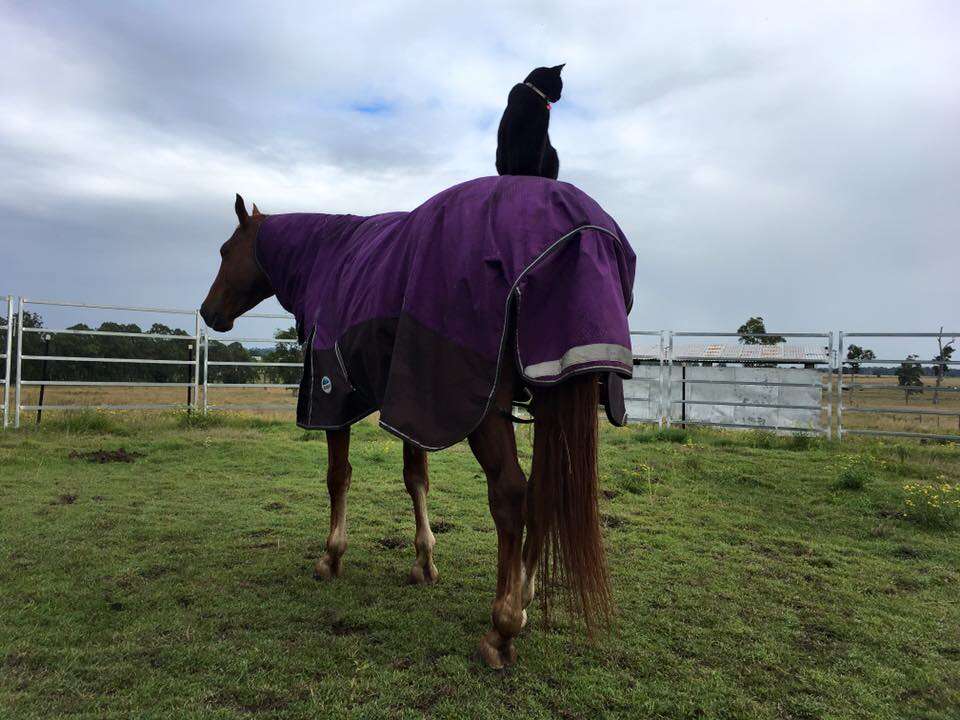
[255,175,636,450]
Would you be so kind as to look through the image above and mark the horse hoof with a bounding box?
[478,632,517,670]
[519,609,528,629]
[314,556,340,580]
[408,563,439,585]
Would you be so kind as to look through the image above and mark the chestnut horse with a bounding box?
[200,196,611,668]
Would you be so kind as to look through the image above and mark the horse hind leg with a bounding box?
[315,428,352,580]
[403,442,438,585]
[468,387,528,669]
[520,504,539,618]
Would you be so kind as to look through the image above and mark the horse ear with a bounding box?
[251,203,262,217]
[235,193,249,227]
[552,63,565,74]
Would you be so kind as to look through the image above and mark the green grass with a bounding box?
[1,415,959,719]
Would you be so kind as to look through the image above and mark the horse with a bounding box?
[200,176,635,668]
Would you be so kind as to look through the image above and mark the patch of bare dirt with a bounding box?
[69,448,143,463]
[329,617,370,637]
[430,520,455,534]
[249,541,278,550]
[600,513,629,530]
[377,536,407,550]
[892,545,923,560]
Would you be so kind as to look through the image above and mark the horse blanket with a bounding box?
[254,175,636,450]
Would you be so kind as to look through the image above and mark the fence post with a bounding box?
[657,332,665,429]
[2,296,11,429]
[836,331,844,442]
[36,333,51,425]
[14,298,23,429]
[186,343,193,414]
[826,331,834,441]
[192,311,201,413]
[202,328,209,413]
[665,330,674,429]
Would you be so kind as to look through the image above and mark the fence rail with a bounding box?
[1,297,957,442]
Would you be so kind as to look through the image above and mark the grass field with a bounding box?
[1,414,959,719]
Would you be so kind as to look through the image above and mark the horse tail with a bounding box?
[528,373,611,635]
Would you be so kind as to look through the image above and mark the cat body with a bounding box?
[495,64,564,179]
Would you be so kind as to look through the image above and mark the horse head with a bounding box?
[200,194,273,332]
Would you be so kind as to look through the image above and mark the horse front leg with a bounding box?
[403,442,438,585]
[469,402,527,669]
[314,428,352,580]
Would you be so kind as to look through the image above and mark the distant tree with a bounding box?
[737,316,784,345]
[736,316,784,367]
[846,345,876,375]
[11,310,46,383]
[263,326,303,387]
[932,327,956,406]
[206,340,256,384]
[21,310,43,329]
[896,354,924,404]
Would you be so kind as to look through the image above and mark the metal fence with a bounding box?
[1,296,957,443]
[203,311,300,413]
[627,330,833,437]
[626,330,665,427]
[14,298,202,427]
[667,331,832,437]
[837,331,960,443]
[6,297,296,427]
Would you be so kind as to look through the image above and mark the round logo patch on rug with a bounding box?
[320,376,332,394]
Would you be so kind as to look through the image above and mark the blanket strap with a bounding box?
[498,405,535,424]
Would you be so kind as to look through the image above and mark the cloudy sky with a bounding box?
[0,0,957,341]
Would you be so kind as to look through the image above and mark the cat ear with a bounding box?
[552,63,565,74]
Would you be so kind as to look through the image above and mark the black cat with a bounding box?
[495,64,564,180]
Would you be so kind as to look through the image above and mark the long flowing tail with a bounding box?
[527,374,611,635]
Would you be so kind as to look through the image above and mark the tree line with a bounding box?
[4,311,303,385]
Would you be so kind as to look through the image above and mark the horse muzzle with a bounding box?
[199,303,234,333]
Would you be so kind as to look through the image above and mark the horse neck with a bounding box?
[255,213,336,334]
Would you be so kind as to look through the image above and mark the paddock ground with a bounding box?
[0,414,958,719]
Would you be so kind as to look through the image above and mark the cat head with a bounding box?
[524,64,564,103]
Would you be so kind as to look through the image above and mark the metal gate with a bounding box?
[663,331,833,437]
[13,298,201,426]
[622,330,833,436]
[625,330,665,427]
[837,331,960,442]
